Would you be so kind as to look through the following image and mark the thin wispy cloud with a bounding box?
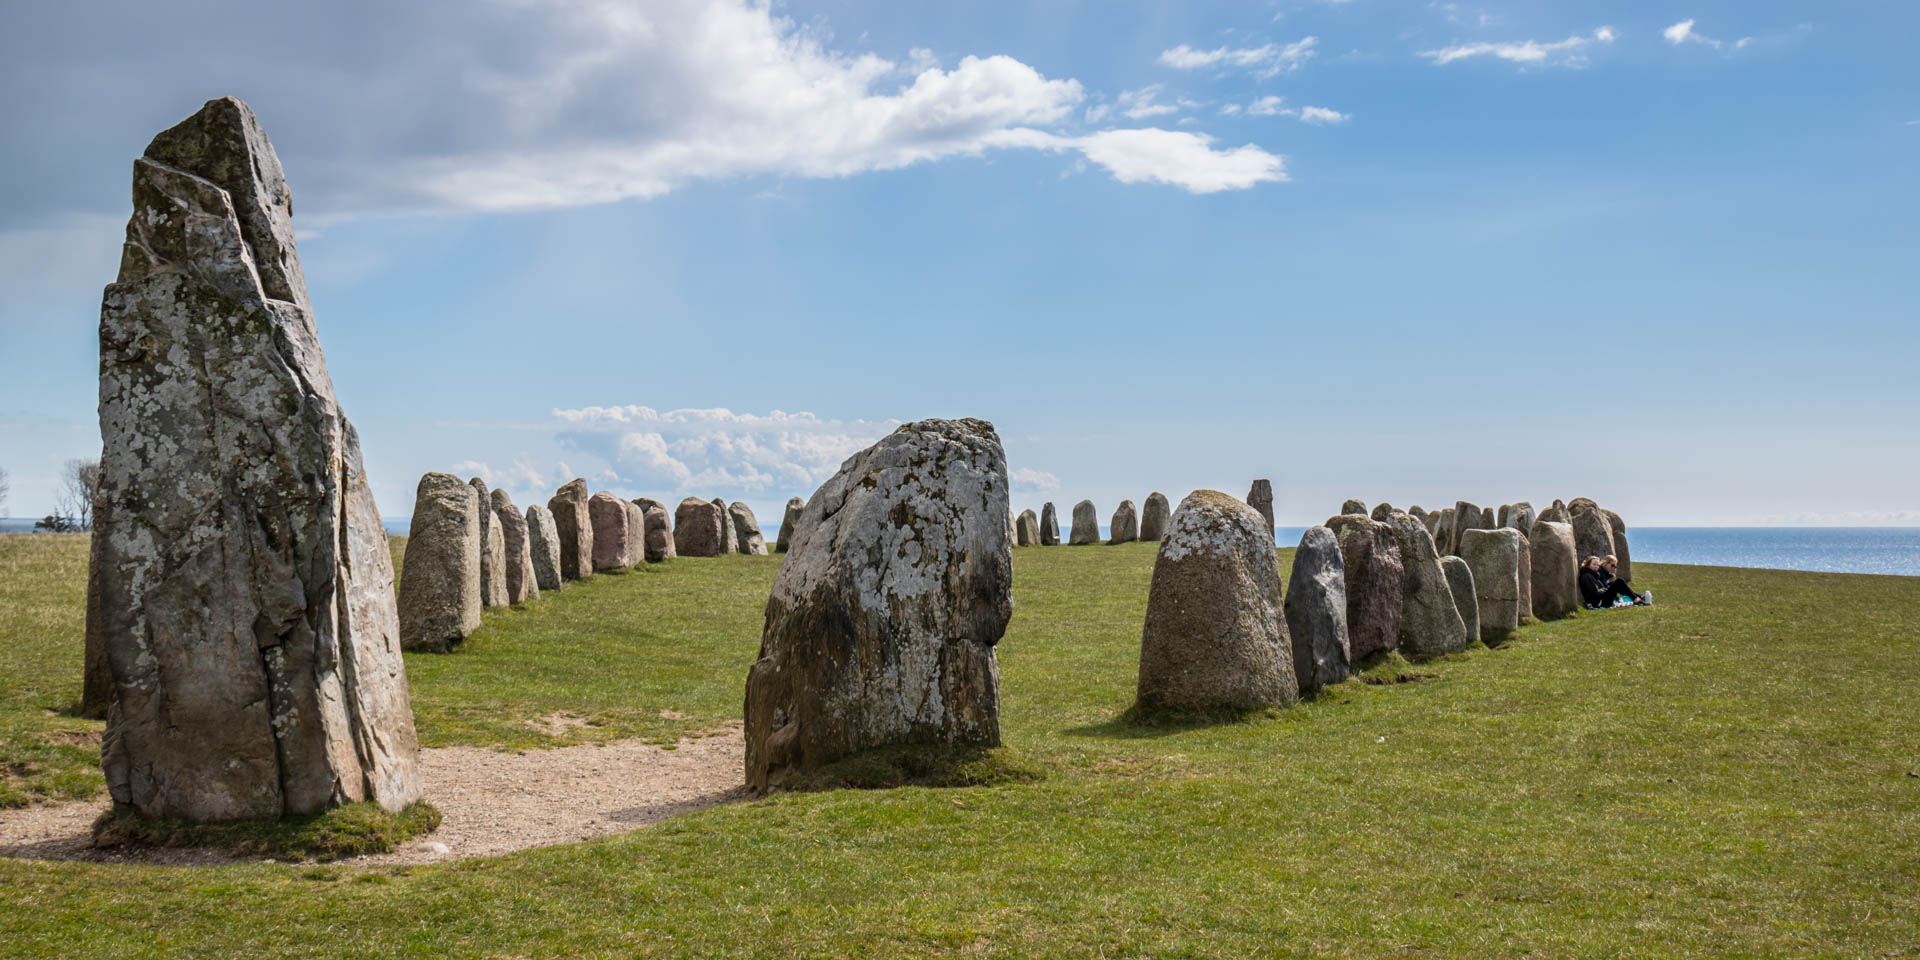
[1664,19,1751,51]
[990,127,1288,193]
[1421,26,1616,68]
[1231,96,1351,125]
[1159,37,1319,78]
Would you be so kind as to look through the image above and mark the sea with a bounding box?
[5,518,1917,577]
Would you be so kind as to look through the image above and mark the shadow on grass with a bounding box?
[779,744,1044,792]
[1063,704,1288,740]
[91,800,442,863]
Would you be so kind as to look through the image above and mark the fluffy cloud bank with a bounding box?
[1422,26,1616,68]
[549,406,897,494]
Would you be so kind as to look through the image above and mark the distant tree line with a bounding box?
[29,458,101,533]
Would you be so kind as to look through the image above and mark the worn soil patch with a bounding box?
[0,726,747,867]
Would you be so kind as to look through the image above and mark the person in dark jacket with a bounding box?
[1579,556,1648,608]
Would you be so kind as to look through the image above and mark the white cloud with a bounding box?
[1665,19,1748,52]
[549,406,902,496]
[1248,95,1289,117]
[1298,106,1350,125]
[1421,26,1616,68]
[1111,85,1199,120]
[1237,97,1349,125]
[1158,37,1319,78]
[994,128,1287,193]
[1009,468,1060,493]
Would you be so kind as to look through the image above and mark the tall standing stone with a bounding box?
[1136,491,1297,714]
[1459,528,1520,642]
[673,497,726,557]
[1325,514,1404,660]
[1539,499,1571,525]
[1371,502,1394,522]
[1140,492,1172,541]
[1440,556,1479,646]
[1016,509,1041,546]
[635,498,676,563]
[524,504,565,592]
[1040,502,1061,545]
[715,497,737,555]
[548,479,594,581]
[95,98,422,820]
[399,474,483,653]
[471,479,506,608]
[1284,526,1350,694]
[492,490,539,605]
[1569,502,1617,567]
[1501,501,1537,537]
[1451,500,1486,557]
[82,515,112,720]
[625,501,649,568]
[776,497,805,552]
[1341,499,1368,517]
[1529,521,1580,620]
[1434,508,1456,558]
[1069,499,1100,545]
[1109,500,1139,544]
[729,501,768,556]
[1515,529,1534,620]
[1246,479,1275,539]
[589,491,632,572]
[1384,514,1469,660]
[745,418,1011,791]
[1480,506,1495,530]
[1604,510,1632,582]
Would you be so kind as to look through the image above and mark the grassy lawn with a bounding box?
[1,532,1917,957]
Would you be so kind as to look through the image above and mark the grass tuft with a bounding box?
[90,800,441,863]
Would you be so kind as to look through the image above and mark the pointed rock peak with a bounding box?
[141,96,307,306]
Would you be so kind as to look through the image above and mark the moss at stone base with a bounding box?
[91,799,441,862]
[779,744,1044,793]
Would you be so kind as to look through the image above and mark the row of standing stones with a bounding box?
[1012,493,1174,548]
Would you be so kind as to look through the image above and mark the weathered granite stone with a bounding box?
[1481,506,1495,529]
[776,497,804,552]
[1539,499,1570,525]
[1459,528,1520,642]
[1501,501,1536,537]
[635,498,676,563]
[1516,529,1534,620]
[1140,492,1172,541]
[729,501,768,556]
[626,501,648,568]
[1452,500,1486,556]
[1529,521,1580,620]
[1569,502,1616,567]
[548,479,594,581]
[1247,479,1275,538]
[1016,509,1041,546]
[1324,514,1404,660]
[1434,508,1456,558]
[1136,490,1297,713]
[1040,502,1060,546]
[492,491,538,605]
[1421,508,1443,540]
[82,516,112,720]
[1385,513,1469,660]
[95,98,421,820]
[1069,499,1099,545]
[1284,525,1350,694]
[745,418,1011,791]
[1342,499,1368,517]
[400,473,483,653]
[524,504,565,591]
[673,497,727,557]
[1371,502,1394,521]
[715,497,736,555]
[589,492,632,572]
[1440,556,1479,646]
[471,479,506,608]
[1604,509,1632,582]
[1408,505,1428,524]
[1567,497,1599,516]
[1109,500,1139,544]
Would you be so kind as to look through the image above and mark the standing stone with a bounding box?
[1138,492,1171,541]
[1408,505,1428,524]
[1569,503,1617,567]
[1136,491,1297,714]
[1246,479,1275,539]
[715,497,736,555]
[1434,508,1455,558]
[1529,521,1580,620]
[1341,498,1368,517]
[471,478,506,608]
[776,497,805,552]
[399,474,483,653]
[1421,508,1443,540]
[1370,502,1394,521]
[1502,501,1537,537]
[1040,502,1061,546]
[626,501,649,568]
[589,492,632,572]
[1516,529,1534,620]
[1459,528,1520,642]
[1069,499,1100,545]
[1324,515,1404,660]
[745,418,1011,791]
[1539,499,1571,525]
[82,517,112,720]
[492,490,539,605]
[729,501,768,556]
[635,498,676,563]
[1480,507,1495,530]
[1016,509,1041,546]
[1440,557,1480,646]
[1385,514,1469,660]
[1451,500,1486,556]
[547,479,594,581]
[1604,509,1633,582]
[524,504,565,592]
[94,98,422,821]
[673,497,726,557]
[1108,500,1139,544]
[1284,526,1351,694]
[1567,497,1599,516]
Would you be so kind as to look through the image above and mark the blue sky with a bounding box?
[2,0,1916,527]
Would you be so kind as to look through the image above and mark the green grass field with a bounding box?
[2,532,1917,958]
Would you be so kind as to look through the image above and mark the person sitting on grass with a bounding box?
[1580,556,1649,609]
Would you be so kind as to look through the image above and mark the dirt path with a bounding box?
[0,726,748,867]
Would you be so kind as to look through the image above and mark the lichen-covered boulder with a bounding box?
[548,479,594,580]
[1604,509,1632,581]
[400,473,483,652]
[1440,556,1479,646]
[673,497,726,557]
[625,501,649,568]
[1371,502,1394,521]
[1341,498,1368,517]
[524,504,565,591]
[1109,500,1139,544]
[1069,499,1100,545]
[589,491,632,572]
[729,501,768,556]
[1385,514,1468,660]
[1530,521,1580,620]
[715,497,736,555]
[775,497,804,552]
[1040,502,1060,545]
[1140,492,1172,541]
[1570,502,1617,567]
[1325,514,1403,659]
[1016,509,1041,546]
[95,98,421,821]
[635,497,676,563]
[744,418,1011,791]
[1284,525,1350,694]
[470,479,507,608]
[1501,501,1537,537]
[1136,490,1297,713]
[492,490,539,605]
[1246,479,1275,538]
[1459,527,1521,641]
[1451,500,1487,556]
